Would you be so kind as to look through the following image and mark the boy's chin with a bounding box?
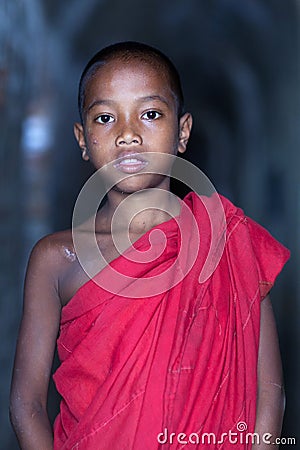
[111,174,169,195]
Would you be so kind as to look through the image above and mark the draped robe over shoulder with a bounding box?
[53,193,289,449]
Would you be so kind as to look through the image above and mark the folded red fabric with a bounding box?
[53,192,290,449]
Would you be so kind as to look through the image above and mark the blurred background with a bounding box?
[1,0,299,448]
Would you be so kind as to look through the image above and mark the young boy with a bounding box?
[10,42,290,449]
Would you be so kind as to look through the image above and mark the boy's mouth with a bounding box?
[113,153,149,174]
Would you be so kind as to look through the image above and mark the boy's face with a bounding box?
[74,58,192,193]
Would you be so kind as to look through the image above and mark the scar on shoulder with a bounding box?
[63,247,77,262]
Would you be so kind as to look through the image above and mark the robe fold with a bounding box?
[53,192,290,449]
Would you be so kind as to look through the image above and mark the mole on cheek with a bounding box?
[89,133,98,145]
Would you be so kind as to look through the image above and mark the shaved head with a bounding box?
[78,41,184,123]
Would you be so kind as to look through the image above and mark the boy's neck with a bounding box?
[99,188,181,235]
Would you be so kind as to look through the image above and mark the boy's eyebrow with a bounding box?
[87,99,115,111]
[86,95,170,112]
[138,95,170,106]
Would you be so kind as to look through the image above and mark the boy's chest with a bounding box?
[58,230,144,306]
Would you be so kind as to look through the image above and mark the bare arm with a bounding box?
[10,237,62,450]
[253,294,285,449]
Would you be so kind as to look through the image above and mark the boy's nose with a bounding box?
[115,123,142,146]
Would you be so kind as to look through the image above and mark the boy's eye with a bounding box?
[141,110,162,120]
[96,114,114,124]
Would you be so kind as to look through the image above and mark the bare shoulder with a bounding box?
[26,229,75,291]
[30,229,74,264]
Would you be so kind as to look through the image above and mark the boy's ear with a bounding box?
[178,113,193,154]
[74,122,89,161]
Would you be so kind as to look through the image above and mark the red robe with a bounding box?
[53,192,289,449]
